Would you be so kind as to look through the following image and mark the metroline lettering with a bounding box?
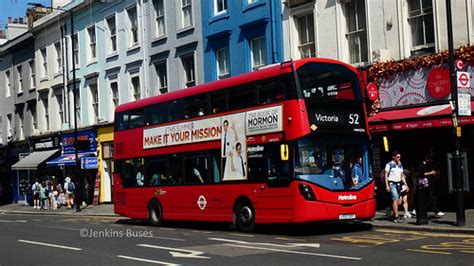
[248,114,279,127]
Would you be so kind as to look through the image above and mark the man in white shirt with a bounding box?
[385,151,409,223]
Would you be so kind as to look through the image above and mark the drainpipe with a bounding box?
[139,0,150,97]
[269,0,278,63]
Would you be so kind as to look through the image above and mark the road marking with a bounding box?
[137,244,210,259]
[209,237,320,248]
[18,240,82,251]
[229,233,254,238]
[149,236,186,242]
[117,255,179,265]
[275,237,306,242]
[0,219,27,223]
[34,225,82,231]
[192,230,212,234]
[159,228,176,231]
[460,250,474,254]
[406,249,452,255]
[224,244,361,261]
[375,229,474,238]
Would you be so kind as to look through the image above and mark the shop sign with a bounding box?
[32,136,60,151]
[62,130,97,154]
[81,157,98,169]
[366,82,379,101]
[426,67,451,99]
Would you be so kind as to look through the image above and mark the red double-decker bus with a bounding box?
[113,58,375,231]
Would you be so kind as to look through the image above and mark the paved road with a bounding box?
[0,213,473,265]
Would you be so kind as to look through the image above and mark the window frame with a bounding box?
[17,65,23,94]
[41,48,48,78]
[181,0,193,29]
[153,0,166,38]
[216,47,230,80]
[106,15,117,54]
[130,72,141,101]
[344,0,368,64]
[127,6,139,48]
[154,61,168,94]
[250,36,266,70]
[296,13,316,59]
[5,70,11,97]
[406,0,435,54]
[181,53,196,88]
[29,60,36,90]
[87,26,97,62]
[214,0,227,16]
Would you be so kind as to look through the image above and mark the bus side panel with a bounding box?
[254,185,295,223]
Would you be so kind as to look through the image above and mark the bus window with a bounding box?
[119,158,144,188]
[168,154,183,185]
[146,103,168,126]
[210,150,221,183]
[228,84,256,110]
[209,90,226,114]
[184,154,209,184]
[258,79,285,104]
[115,112,129,131]
[146,158,167,186]
[184,95,209,118]
[168,99,185,121]
[247,144,291,183]
[129,109,144,129]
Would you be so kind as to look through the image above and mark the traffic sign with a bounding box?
[457,71,470,89]
[455,59,464,70]
[458,93,471,116]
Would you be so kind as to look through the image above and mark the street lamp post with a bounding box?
[28,3,80,209]
[445,0,465,226]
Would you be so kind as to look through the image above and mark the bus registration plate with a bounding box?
[339,214,356,220]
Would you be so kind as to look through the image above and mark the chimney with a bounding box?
[19,17,24,24]
[8,17,12,24]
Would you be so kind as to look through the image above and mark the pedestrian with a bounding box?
[415,155,444,225]
[56,183,64,208]
[32,180,41,209]
[384,151,409,223]
[39,182,49,210]
[64,177,75,209]
[401,168,413,219]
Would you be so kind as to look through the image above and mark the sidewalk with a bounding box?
[0,202,118,217]
[369,209,474,234]
[1,203,473,233]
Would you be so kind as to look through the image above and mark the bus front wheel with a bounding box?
[235,201,255,232]
[148,200,163,226]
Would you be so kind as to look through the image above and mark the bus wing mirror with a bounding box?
[280,144,289,161]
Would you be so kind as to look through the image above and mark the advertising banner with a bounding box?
[144,117,222,149]
[221,113,247,181]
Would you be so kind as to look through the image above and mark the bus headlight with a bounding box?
[299,184,316,201]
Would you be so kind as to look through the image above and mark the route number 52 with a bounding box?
[349,114,360,125]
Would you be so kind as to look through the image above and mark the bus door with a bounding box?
[181,153,218,219]
[247,144,294,222]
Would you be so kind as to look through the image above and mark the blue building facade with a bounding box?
[201,0,283,82]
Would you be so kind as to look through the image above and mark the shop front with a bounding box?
[367,60,474,211]
[0,146,11,205]
[97,124,114,203]
[47,129,98,205]
[9,140,30,203]
[11,134,61,205]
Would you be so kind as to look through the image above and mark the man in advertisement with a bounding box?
[222,115,247,181]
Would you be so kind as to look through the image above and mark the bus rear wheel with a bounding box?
[235,201,255,232]
[148,200,163,226]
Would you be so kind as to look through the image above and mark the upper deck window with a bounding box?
[297,63,359,101]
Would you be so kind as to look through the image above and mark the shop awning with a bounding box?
[47,152,96,167]
[368,102,474,132]
[11,149,59,170]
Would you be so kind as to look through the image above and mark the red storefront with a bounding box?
[366,53,473,211]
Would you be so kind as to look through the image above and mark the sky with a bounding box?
[0,0,51,30]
